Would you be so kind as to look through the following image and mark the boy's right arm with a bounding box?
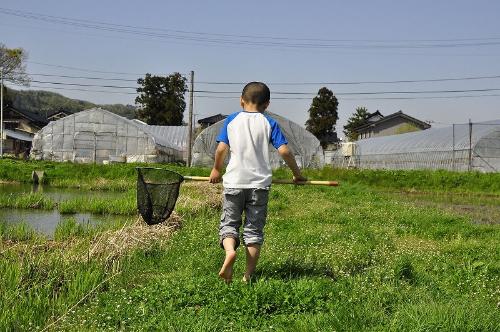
[209,142,229,183]
[277,145,307,182]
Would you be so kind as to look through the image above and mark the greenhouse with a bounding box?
[30,108,188,163]
[191,111,324,169]
[331,120,500,172]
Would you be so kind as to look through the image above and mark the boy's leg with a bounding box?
[219,237,237,282]
[242,188,269,281]
[243,244,261,282]
[218,188,244,282]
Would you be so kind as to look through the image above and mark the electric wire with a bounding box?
[2,7,500,49]
[20,71,500,86]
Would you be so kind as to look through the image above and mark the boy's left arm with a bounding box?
[209,142,229,183]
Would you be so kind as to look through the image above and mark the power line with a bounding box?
[196,94,500,101]
[195,88,500,96]
[3,7,500,49]
[27,61,148,76]
[28,79,137,89]
[18,79,500,96]
[9,83,137,95]
[3,7,500,44]
[9,83,500,101]
[20,70,500,86]
[23,72,139,82]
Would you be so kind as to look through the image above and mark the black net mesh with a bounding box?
[136,168,184,225]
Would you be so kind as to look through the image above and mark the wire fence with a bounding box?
[329,122,500,172]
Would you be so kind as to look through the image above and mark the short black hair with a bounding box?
[241,82,270,107]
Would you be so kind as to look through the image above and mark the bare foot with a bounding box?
[218,250,236,283]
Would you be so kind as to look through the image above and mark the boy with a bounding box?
[209,82,307,283]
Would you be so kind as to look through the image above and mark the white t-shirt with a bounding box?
[216,110,288,188]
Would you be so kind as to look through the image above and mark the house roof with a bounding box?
[7,107,49,127]
[353,111,430,132]
[47,109,74,119]
[366,110,384,122]
[4,129,34,142]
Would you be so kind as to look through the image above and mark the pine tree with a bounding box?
[305,87,339,148]
[135,73,187,125]
[343,107,370,141]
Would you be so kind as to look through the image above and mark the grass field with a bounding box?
[0,160,499,331]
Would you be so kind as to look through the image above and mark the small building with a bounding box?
[354,111,430,140]
[198,114,227,129]
[1,107,49,156]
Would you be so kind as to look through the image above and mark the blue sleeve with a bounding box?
[270,121,288,149]
[216,117,230,145]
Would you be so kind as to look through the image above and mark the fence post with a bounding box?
[452,124,455,171]
[468,119,472,171]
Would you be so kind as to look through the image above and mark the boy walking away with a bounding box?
[209,82,307,283]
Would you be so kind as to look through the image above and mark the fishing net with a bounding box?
[136,167,184,225]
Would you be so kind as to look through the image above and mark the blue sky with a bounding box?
[2,0,500,136]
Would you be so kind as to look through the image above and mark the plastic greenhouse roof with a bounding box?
[137,124,188,152]
[355,120,500,154]
[53,108,188,153]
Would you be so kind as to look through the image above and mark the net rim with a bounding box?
[135,167,185,181]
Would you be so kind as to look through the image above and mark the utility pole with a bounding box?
[187,70,194,167]
[0,68,3,159]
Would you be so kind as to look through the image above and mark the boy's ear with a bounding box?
[262,101,270,110]
[240,97,245,109]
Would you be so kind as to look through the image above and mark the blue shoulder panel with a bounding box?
[215,111,240,146]
[263,113,288,149]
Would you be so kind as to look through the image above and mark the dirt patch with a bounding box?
[383,191,500,225]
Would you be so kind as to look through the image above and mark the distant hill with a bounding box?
[5,87,137,119]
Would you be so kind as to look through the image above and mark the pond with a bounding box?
[0,208,131,238]
[0,183,124,203]
[0,183,135,237]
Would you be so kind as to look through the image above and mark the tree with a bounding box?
[305,87,339,148]
[0,43,29,85]
[343,107,370,141]
[135,73,187,125]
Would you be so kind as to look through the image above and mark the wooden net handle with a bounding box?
[183,176,339,187]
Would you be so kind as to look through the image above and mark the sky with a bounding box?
[2,0,500,137]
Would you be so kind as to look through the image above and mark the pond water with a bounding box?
[0,183,133,237]
[0,183,125,203]
[0,208,130,238]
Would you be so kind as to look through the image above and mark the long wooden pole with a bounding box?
[183,176,339,187]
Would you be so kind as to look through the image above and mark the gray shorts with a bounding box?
[219,187,270,249]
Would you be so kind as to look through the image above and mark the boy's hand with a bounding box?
[293,174,308,183]
[209,168,222,183]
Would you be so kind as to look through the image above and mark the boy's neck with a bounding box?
[242,107,265,113]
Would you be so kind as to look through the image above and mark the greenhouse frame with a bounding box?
[30,108,188,163]
[331,120,500,172]
[191,111,324,169]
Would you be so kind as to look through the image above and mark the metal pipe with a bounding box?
[0,68,3,158]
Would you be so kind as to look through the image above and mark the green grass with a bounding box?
[0,158,210,191]
[1,158,500,193]
[0,191,136,215]
[0,222,39,241]
[0,192,56,210]
[1,180,498,331]
[58,191,137,215]
[274,167,500,194]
